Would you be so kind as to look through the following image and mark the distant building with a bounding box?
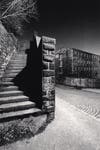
[55,48,100,88]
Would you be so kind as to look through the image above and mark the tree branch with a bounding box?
[0,0,38,36]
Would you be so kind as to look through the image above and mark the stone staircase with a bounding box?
[0,51,41,121]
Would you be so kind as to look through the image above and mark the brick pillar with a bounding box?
[42,36,56,121]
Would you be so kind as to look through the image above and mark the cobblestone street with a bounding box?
[56,85,100,119]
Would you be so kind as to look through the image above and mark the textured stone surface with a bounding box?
[42,36,56,45]
[43,43,55,51]
[42,61,48,70]
[49,62,55,70]
[0,23,17,79]
[43,54,54,62]
[42,36,56,119]
[43,70,55,77]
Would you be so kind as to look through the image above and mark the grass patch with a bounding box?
[0,114,47,146]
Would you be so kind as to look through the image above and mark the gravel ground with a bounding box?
[0,114,47,147]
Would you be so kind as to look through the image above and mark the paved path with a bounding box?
[56,85,100,119]
[1,86,100,150]
[82,88,100,94]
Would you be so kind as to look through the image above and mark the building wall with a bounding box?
[56,48,100,88]
[72,48,93,78]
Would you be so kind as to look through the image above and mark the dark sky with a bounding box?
[26,0,100,55]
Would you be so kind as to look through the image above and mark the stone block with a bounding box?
[42,36,56,45]
[42,77,55,91]
[43,101,50,107]
[43,61,48,70]
[48,90,55,97]
[42,96,55,101]
[43,54,54,62]
[49,101,55,106]
[43,70,55,77]
[50,51,55,55]
[46,106,55,113]
[43,49,48,54]
[42,90,47,96]
[49,62,55,70]
[43,43,55,51]
[47,112,55,122]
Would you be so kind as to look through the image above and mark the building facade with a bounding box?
[55,48,100,88]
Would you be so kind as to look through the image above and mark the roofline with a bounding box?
[56,47,100,57]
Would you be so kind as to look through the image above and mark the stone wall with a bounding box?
[42,36,56,121]
[0,23,17,79]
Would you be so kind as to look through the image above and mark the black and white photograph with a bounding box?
[0,0,100,150]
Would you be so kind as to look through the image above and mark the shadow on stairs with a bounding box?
[0,50,43,122]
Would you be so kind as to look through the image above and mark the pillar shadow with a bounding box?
[13,37,42,109]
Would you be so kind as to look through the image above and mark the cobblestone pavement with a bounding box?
[56,85,100,119]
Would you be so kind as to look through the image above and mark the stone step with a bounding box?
[0,108,41,121]
[9,61,26,64]
[11,55,26,57]
[8,65,26,68]
[0,90,23,97]
[9,63,26,66]
[12,56,26,57]
[0,95,29,104]
[13,54,26,57]
[11,56,26,58]
[10,57,26,60]
[0,86,18,92]
[15,55,26,57]
[12,54,26,57]
[5,70,21,74]
[9,65,26,67]
[10,60,26,62]
[4,73,18,78]
[11,58,26,60]
[0,82,14,86]
[11,58,26,61]
[2,77,13,82]
[12,54,26,56]
[0,101,35,113]
[9,60,26,63]
[11,57,26,59]
[7,66,25,69]
[5,72,18,75]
